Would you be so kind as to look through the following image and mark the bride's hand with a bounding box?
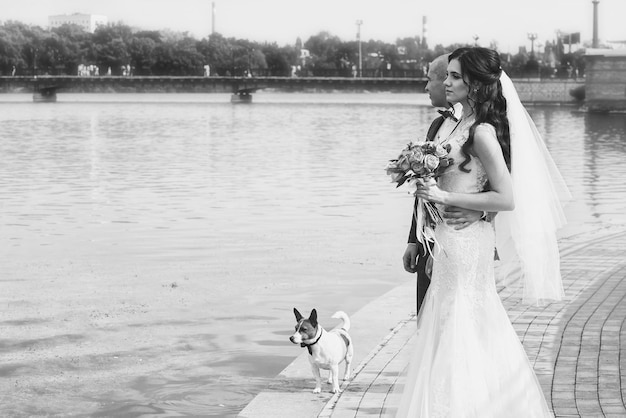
[413,178,447,204]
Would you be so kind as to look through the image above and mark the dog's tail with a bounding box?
[331,311,350,331]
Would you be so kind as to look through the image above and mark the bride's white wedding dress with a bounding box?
[395,119,552,417]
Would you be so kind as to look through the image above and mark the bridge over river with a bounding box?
[0,75,428,94]
[0,75,584,106]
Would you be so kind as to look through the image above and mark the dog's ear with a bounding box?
[293,308,303,321]
[309,309,318,328]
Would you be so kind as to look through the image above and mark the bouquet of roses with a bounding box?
[385,141,454,254]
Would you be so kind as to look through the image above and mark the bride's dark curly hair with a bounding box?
[448,47,510,172]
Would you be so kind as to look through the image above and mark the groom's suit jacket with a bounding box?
[409,115,445,313]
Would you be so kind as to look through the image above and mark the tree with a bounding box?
[52,24,93,74]
[396,36,423,64]
[92,23,133,75]
[129,36,157,75]
[198,33,233,75]
[262,43,293,76]
[1,21,47,75]
[152,36,204,76]
[38,33,67,74]
[0,18,564,79]
[304,31,343,74]
[94,37,129,75]
[0,26,24,75]
[171,36,205,76]
[248,48,268,75]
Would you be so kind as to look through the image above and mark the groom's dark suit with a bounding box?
[409,115,445,313]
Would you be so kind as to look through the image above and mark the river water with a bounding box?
[1,92,625,416]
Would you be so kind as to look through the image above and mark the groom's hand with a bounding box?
[443,206,483,230]
[403,243,419,273]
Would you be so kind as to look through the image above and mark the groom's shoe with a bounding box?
[289,308,354,393]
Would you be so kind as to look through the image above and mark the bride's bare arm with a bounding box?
[414,124,514,212]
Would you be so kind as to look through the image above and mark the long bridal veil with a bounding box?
[495,72,571,305]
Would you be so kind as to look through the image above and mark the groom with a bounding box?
[402,54,484,313]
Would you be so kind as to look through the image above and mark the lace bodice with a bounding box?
[429,116,496,302]
[435,117,490,194]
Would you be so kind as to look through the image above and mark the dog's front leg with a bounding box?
[329,364,340,393]
[310,364,322,394]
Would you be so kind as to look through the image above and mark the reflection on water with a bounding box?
[0,93,625,416]
[529,108,626,229]
[581,112,626,221]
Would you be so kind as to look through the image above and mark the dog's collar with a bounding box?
[301,328,323,355]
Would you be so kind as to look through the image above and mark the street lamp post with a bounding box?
[527,33,538,58]
[592,0,600,48]
[356,19,363,77]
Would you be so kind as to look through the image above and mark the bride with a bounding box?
[395,47,570,417]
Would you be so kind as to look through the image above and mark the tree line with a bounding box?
[0,20,584,79]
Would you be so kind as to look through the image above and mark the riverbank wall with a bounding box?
[512,79,584,105]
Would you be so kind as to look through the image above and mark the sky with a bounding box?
[2,0,624,53]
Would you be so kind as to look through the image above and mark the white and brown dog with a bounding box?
[289,308,353,393]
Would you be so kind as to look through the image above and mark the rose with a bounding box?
[434,144,448,158]
[424,154,440,171]
[410,147,424,163]
[399,157,412,171]
[410,160,424,172]
[385,163,398,176]
[389,171,404,183]
[385,160,399,170]
[400,147,414,158]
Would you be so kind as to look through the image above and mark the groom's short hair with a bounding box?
[429,53,451,81]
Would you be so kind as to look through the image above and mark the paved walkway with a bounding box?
[240,226,626,418]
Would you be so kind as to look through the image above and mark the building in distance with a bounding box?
[48,13,108,33]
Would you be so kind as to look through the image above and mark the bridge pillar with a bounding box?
[33,83,57,103]
[584,49,626,112]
